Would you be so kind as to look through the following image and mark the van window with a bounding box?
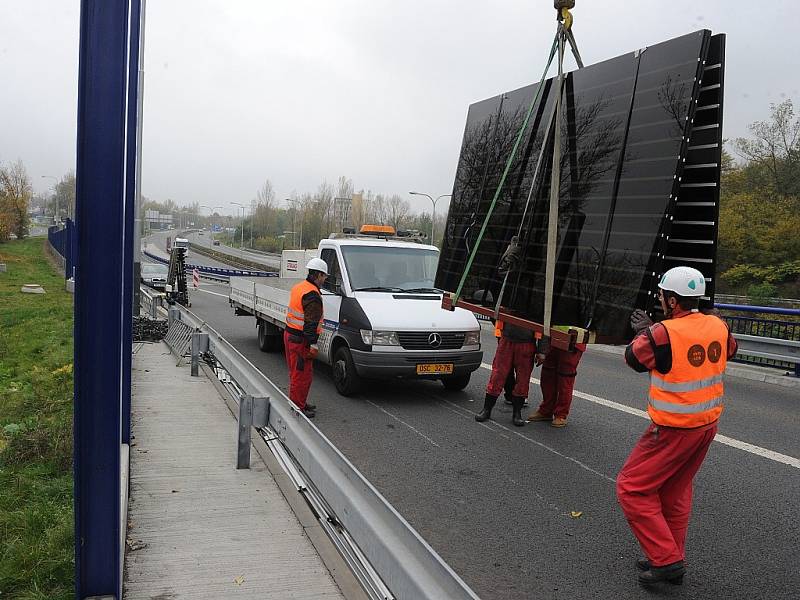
[341,245,439,291]
[320,248,342,293]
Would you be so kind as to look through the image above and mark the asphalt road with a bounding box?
[143,231,239,270]
[182,230,281,268]
[185,278,799,600]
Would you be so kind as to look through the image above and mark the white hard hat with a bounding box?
[658,266,706,297]
[306,257,328,275]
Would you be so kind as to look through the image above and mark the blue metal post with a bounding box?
[122,0,142,446]
[74,1,132,597]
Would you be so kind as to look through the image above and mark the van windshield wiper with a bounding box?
[352,286,405,292]
[398,287,442,294]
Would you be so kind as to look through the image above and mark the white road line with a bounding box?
[438,396,616,483]
[365,400,441,448]
[480,363,800,470]
[193,288,228,298]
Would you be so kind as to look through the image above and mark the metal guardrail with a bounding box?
[142,248,278,278]
[719,309,800,376]
[716,294,800,310]
[156,295,480,600]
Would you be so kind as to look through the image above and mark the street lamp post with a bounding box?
[231,202,246,257]
[200,205,223,243]
[409,192,451,246]
[41,175,59,224]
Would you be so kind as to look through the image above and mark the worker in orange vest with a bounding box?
[617,266,737,587]
[284,257,328,418]
[475,319,536,426]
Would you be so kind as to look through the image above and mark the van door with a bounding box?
[318,247,343,362]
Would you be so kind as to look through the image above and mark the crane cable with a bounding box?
[452,6,576,309]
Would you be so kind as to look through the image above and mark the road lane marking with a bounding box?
[365,400,441,448]
[438,396,616,483]
[480,363,800,470]
[193,288,228,298]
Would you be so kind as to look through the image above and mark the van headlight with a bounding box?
[360,330,400,346]
[464,330,481,346]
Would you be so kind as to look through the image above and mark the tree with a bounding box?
[386,194,410,230]
[718,98,800,296]
[53,172,76,221]
[732,99,800,197]
[0,160,32,241]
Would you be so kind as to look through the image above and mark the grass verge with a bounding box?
[0,238,73,600]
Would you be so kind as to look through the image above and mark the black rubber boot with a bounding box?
[475,394,498,422]
[638,561,685,587]
[636,558,650,571]
[511,396,525,427]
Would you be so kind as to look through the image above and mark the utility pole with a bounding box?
[231,202,245,257]
[409,192,451,246]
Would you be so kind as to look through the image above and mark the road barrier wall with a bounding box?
[47,219,75,279]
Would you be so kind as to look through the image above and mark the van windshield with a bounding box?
[341,245,439,292]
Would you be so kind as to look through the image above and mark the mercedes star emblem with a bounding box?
[428,332,442,348]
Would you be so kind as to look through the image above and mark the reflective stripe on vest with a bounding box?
[647,312,728,428]
[650,373,724,393]
[285,279,323,335]
[649,394,724,415]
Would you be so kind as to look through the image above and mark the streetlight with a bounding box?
[231,202,246,256]
[285,198,303,248]
[200,205,223,243]
[409,192,451,246]
[41,175,59,224]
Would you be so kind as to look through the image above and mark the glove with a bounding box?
[534,353,546,366]
[630,309,653,334]
[307,344,319,360]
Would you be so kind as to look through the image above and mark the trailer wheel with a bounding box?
[333,346,362,396]
[257,320,283,352]
[441,374,470,391]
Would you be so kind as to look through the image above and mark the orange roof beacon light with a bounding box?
[359,224,396,236]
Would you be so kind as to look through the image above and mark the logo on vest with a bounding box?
[687,344,706,367]
[707,341,722,363]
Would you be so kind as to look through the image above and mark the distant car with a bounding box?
[212,240,220,246]
[198,231,204,236]
[141,263,169,290]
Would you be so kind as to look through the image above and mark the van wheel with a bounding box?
[257,321,282,352]
[333,346,362,396]
[441,374,470,391]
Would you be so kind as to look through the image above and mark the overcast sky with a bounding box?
[1,0,797,216]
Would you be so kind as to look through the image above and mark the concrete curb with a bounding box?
[586,345,800,389]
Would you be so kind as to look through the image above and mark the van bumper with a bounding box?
[349,349,484,379]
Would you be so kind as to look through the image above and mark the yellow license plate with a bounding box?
[416,363,454,375]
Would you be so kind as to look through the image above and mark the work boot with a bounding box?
[475,394,498,422]
[551,416,568,428]
[301,406,316,419]
[638,561,685,587]
[527,411,551,422]
[636,558,650,571]
[511,396,525,427]
[305,401,317,410]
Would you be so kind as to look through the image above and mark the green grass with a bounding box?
[0,238,74,600]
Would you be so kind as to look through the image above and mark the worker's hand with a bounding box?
[534,353,546,366]
[630,309,653,334]
[307,344,319,360]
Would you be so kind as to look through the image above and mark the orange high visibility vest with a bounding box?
[494,320,504,338]
[648,312,728,428]
[285,280,323,335]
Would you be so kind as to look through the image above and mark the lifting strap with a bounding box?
[452,33,559,305]
[454,5,584,346]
